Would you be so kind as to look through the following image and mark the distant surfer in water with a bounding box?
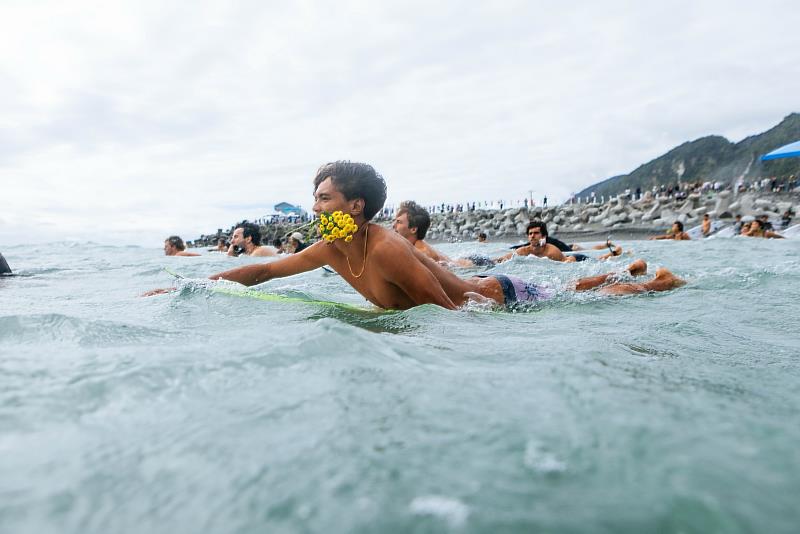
[146,161,685,309]
[164,236,201,256]
[392,200,455,265]
[496,221,580,263]
[744,219,784,239]
[649,221,691,241]
[228,223,279,257]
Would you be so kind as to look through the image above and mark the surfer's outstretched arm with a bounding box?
[210,242,327,286]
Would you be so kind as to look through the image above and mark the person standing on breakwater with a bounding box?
[228,222,278,257]
[649,221,691,240]
[145,161,686,308]
[164,236,200,256]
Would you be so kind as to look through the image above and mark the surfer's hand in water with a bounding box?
[141,288,174,297]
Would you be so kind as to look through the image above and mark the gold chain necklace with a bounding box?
[346,223,369,278]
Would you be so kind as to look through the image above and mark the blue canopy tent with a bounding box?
[761,140,800,160]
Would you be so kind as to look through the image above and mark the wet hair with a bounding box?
[237,222,262,246]
[478,232,487,240]
[526,220,548,236]
[166,235,186,251]
[272,238,283,248]
[750,219,763,230]
[673,221,684,232]
[397,200,431,239]
[313,161,387,220]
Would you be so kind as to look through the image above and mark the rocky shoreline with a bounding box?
[420,191,798,243]
[192,190,798,247]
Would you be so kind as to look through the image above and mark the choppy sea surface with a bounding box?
[1,237,799,534]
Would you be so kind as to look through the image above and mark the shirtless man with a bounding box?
[497,221,576,263]
[649,221,691,240]
[392,201,453,264]
[228,222,278,257]
[701,213,712,237]
[745,219,784,239]
[164,236,200,257]
[146,161,685,308]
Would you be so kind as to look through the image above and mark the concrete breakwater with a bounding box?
[192,191,797,247]
[422,191,798,241]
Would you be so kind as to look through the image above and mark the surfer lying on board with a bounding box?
[164,236,200,257]
[744,219,784,239]
[495,221,579,263]
[145,161,685,309]
[649,221,691,240]
[228,222,279,257]
[392,200,455,265]
[464,222,624,267]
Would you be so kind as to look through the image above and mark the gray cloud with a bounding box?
[1,0,798,245]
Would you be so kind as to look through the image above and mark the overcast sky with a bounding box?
[1,0,798,246]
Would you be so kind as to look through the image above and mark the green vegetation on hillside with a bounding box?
[576,113,800,199]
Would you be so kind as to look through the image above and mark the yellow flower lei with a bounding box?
[318,211,358,243]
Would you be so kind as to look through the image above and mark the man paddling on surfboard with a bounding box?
[146,161,685,308]
[163,236,200,257]
[649,221,691,241]
[392,201,453,264]
[227,222,279,257]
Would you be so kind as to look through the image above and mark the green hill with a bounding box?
[576,113,800,199]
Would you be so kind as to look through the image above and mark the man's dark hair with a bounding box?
[478,232,487,239]
[750,219,763,230]
[673,221,684,232]
[398,200,431,239]
[237,222,262,246]
[313,161,387,220]
[166,235,186,251]
[526,220,548,236]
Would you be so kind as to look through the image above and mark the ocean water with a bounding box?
[1,237,799,534]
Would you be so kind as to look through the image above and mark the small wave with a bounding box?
[0,314,171,346]
[523,440,568,474]
[409,495,470,527]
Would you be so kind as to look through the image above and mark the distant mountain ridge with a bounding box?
[576,113,800,200]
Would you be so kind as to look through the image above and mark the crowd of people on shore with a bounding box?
[573,175,799,205]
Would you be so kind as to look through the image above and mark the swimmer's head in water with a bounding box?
[672,221,684,233]
[313,161,387,221]
[526,221,548,247]
[164,235,186,255]
[395,201,430,240]
[233,222,262,247]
